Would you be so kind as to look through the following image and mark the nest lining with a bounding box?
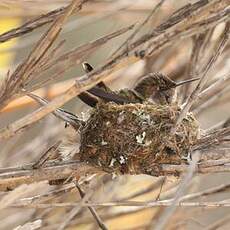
[79,102,199,176]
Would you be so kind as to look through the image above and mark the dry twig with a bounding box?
[172,22,229,133]
[0,1,229,228]
[0,0,87,110]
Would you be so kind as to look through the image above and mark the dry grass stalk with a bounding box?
[1,25,135,113]
[172,22,229,133]
[0,0,87,110]
[0,182,46,209]
[0,0,229,229]
[0,160,100,191]
[1,156,230,192]
[0,6,68,43]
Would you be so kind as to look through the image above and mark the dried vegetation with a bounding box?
[0,0,229,229]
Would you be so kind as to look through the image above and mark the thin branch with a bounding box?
[194,126,230,151]
[154,151,200,230]
[193,84,230,115]
[177,182,230,202]
[32,141,61,169]
[205,120,229,133]
[1,156,230,192]
[57,205,82,230]
[0,1,84,43]
[171,22,229,133]
[13,220,42,230]
[75,183,108,230]
[25,91,82,130]
[122,177,166,201]
[195,73,230,107]
[19,183,75,204]
[182,32,210,100]
[145,0,229,56]
[84,182,230,207]
[111,0,165,57]
[0,0,87,110]
[11,199,230,209]
[29,23,135,89]
[0,182,46,210]
[0,160,101,191]
[205,214,230,230]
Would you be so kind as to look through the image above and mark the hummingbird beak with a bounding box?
[175,77,200,87]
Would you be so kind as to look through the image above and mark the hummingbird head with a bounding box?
[134,73,176,100]
[134,73,199,104]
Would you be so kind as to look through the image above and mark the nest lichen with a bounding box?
[79,102,199,176]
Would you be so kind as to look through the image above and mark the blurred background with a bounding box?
[0,0,230,229]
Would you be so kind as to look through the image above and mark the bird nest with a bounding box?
[79,102,200,176]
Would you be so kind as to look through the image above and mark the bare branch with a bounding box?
[32,141,61,169]
[75,183,108,230]
[0,160,101,191]
[172,22,229,133]
[111,0,165,57]
[154,151,200,230]
[10,199,230,209]
[1,155,230,192]
[0,0,87,110]
[0,0,87,43]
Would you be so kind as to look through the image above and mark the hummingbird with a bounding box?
[25,64,200,141]
[81,62,200,105]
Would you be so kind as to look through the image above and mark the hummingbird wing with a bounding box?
[88,87,133,104]
[78,91,99,107]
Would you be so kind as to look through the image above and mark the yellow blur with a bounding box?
[0,17,21,74]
